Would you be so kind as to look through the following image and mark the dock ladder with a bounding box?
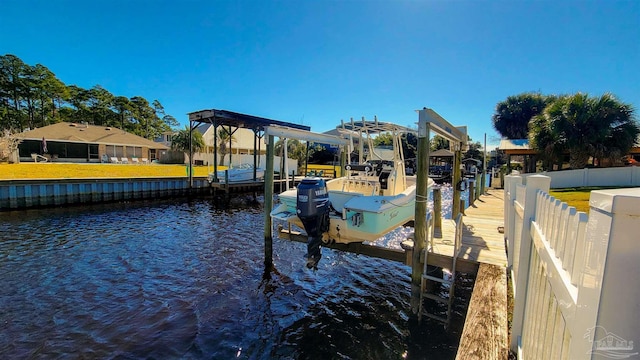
[419,212,463,328]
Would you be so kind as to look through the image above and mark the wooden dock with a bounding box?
[209,178,293,196]
[417,188,508,360]
[454,189,508,360]
[430,189,506,269]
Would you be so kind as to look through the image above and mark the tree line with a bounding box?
[0,54,178,139]
[492,92,639,169]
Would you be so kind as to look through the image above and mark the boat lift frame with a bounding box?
[413,107,468,315]
[260,110,469,320]
[187,109,310,187]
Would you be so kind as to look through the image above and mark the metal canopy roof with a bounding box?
[498,139,530,150]
[337,118,416,135]
[188,109,310,132]
[264,125,348,146]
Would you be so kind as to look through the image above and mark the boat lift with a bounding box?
[261,109,469,325]
[413,108,468,325]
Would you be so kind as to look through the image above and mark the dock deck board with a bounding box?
[455,263,509,360]
[453,189,509,360]
[430,189,506,268]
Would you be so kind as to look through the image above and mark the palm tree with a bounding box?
[592,94,639,166]
[492,93,553,139]
[217,127,236,166]
[529,112,564,170]
[171,125,205,156]
[529,93,638,169]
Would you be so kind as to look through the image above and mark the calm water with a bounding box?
[0,190,473,359]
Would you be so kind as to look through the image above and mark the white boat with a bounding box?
[208,163,265,183]
[271,120,434,249]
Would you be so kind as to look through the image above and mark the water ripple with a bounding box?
[0,196,473,359]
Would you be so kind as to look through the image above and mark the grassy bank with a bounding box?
[550,186,638,213]
[0,163,214,180]
[549,189,591,213]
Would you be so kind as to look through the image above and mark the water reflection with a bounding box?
[0,193,472,359]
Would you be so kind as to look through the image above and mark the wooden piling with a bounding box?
[433,187,442,229]
[263,134,275,268]
[340,148,346,178]
[411,120,430,314]
[481,133,487,195]
[188,119,194,189]
[224,170,230,203]
[452,145,462,218]
[469,180,475,205]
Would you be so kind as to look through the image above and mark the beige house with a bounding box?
[16,122,169,163]
[191,123,264,166]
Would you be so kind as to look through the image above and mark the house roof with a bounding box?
[462,158,482,164]
[195,123,213,134]
[498,138,640,155]
[17,122,169,149]
[431,149,454,157]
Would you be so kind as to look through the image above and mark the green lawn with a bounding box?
[549,186,636,213]
[549,188,592,213]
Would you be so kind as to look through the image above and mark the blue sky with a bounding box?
[1,0,638,148]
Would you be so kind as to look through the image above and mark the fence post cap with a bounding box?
[590,188,640,215]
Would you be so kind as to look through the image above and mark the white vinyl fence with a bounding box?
[521,166,640,189]
[505,175,640,359]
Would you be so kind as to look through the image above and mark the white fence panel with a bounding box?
[522,166,640,188]
[523,207,585,358]
[585,167,635,187]
[515,184,526,208]
[505,175,521,269]
[506,174,640,359]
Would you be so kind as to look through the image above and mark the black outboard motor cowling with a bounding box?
[296,178,330,269]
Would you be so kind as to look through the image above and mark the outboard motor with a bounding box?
[296,177,330,269]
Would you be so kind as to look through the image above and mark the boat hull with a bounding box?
[208,166,265,183]
[270,184,419,244]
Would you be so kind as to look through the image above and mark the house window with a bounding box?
[88,144,99,159]
[105,145,124,157]
[126,147,142,158]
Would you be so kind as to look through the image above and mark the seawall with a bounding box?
[0,177,211,210]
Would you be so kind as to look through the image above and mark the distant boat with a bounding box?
[429,173,451,184]
[208,163,265,183]
[428,165,452,184]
